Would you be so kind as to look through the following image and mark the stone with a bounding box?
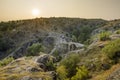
[101,63,110,70]
[49,71,57,80]
[107,68,120,80]
[37,63,46,71]
[35,54,55,64]
[21,76,33,80]
[26,67,42,72]
[21,76,43,80]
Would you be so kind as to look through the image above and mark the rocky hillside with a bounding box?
[0,17,106,59]
[0,17,120,80]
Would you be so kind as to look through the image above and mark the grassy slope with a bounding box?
[91,64,120,80]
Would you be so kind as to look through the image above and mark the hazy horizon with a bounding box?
[0,0,120,21]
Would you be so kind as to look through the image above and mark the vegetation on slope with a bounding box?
[0,18,120,80]
[0,18,106,54]
[102,39,120,60]
[27,43,44,56]
[99,31,110,41]
[0,57,14,67]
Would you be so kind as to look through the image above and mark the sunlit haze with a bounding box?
[32,8,40,17]
[0,0,120,21]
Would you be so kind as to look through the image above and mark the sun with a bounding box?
[32,8,40,17]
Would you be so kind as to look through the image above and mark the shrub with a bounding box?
[46,60,56,71]
[99,31,110,41]
[71,66,89,80]
[0,57,14,67]
[102,39,120,60]
[72,35,77,42]
[52,50,62,62]
[27,43,44,56]
[71,26,93,43]
[115,29,120,34]
[0,38,13,51]
[60,54,80,78]
[56,65,68,80]
[53,50,59,57]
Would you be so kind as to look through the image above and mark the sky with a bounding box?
[0,0,120,21]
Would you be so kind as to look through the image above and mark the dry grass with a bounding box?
[0,57,52,80]
[0,69,52,80]
[91,64,120,80]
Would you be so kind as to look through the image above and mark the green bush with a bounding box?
[102,39,120,60]
[0,57,14,67]
[52,50,62,62]
[60,54,80,78]
[71,66,89,80]
[27,43,44,56]
[0,21,16,31]
[53,50,59,57]
[46,60,56,71]
[99,31,110,41]
[71,26,93,43]
[56,65,68,80]
[115,29,120,34]
[0,37,13,51]
[72,35,77,42]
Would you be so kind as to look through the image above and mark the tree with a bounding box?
[0,57,14,67]
[27,43,44,56]
[71,66,89,80]
[60,54,80,77]
[102,39,120,60]
[99,31,110,41]
[56,65,68,80]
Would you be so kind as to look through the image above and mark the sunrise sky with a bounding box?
[0,0,120,21]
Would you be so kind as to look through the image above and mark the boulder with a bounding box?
[26,67,43,72]
[101,63,110,70]
[35,54,56,64]
[21,76,33,80]
[110,34,120,40]
[7,40,39,59]
[107,68,120,80]
[21,76,43,80]
[49,71,57,80]
[37,63,46,71]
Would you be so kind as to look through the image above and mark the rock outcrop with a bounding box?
[107,68,120,80]
[0,54,57,80]
[7,40,39,59]
[6,31,84,59]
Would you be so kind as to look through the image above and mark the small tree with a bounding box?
[0,57,14,67]
[60,54,80,77]
[99,31,110,41]
[116,29,120,34]
[52,50,62,62]
[56,65,68,80]
[102,39,120,60]
[27,43,44,56]
[46,60,56,71]
[71,66,89,80]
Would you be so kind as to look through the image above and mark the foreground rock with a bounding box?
[107,68,120,80]
[0,54,56,80]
